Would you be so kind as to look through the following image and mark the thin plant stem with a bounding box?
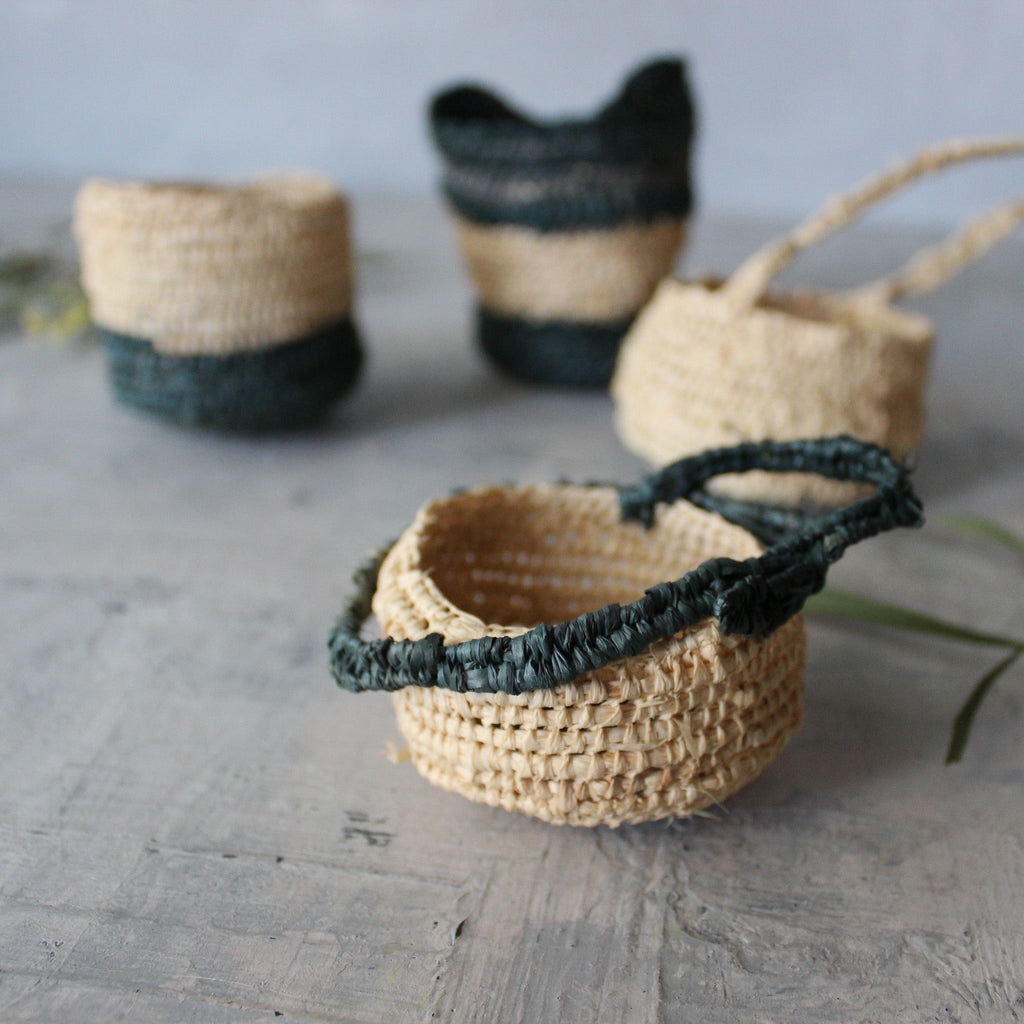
[939,515,1024,560]
[805,588,1024,652]
[806,587,1023,762]
[946,649,1021,764]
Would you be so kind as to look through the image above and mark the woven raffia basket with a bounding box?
[429,57,695,387]
[612,136,1024,505]
[329,437,923,827]
[74,173,363,431]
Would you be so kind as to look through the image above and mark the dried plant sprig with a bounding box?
[0,247,93,342]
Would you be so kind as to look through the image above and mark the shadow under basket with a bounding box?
[329,437,923,827]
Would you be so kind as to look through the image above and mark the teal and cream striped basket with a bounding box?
[429,57,696,388]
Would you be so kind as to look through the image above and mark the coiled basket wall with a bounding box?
[612,136,1024,505]
[74,173,363,431]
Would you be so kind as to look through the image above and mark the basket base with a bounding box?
[101,319,363,432]
[477,305,632,388]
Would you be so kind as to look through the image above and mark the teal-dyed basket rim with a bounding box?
[430,56,694,169]
[328,436,923,696]
[430,57,695,231]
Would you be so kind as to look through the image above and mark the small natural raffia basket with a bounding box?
[429,57,695,388]
[329,437,923,827]
[74,172,362,431]
[612,136,1024,505]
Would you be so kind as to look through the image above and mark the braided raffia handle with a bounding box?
[847,197,1024,305]
[720,136,1024,312]
[329,436,923,695]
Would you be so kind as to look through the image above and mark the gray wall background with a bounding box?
[2,0,1022,226]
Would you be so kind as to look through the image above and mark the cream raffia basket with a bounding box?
[74,173,362,431]
[612,136,1024,505]
[329,437,923,827]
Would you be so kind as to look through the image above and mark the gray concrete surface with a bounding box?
[1,181,1022,1022]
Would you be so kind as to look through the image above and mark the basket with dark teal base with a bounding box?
[74,173,363,432]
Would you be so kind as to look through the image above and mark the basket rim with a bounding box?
[329,437,924,696]
[387,482,766,643]
[75,172,346,217]
[429,57,693,164]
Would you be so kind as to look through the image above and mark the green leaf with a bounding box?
[805,588,1024,651]
[939,515,1024,560]
[807,518,1024,763]
[945,649,1021,764]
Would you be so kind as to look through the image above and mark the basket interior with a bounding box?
[696,276,932,339]
[415,485,762,629]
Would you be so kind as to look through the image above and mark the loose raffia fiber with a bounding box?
[612,136,1024,505]
[329,436,923,827]
[429,57,695,388]
[74,173,363,431]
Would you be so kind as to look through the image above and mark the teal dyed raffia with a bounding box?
[431,58,695,230]
[102,320,362,432]
[476,308,630,389]
[429,57,696,387]
[329,436,923,696]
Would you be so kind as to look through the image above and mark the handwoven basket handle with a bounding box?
[329,436,923,695]
[720,136,1024,312]
[843,197,1024,306]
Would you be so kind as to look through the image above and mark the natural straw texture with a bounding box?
[451,214,686,323]
[612,136,1024,505]
[329,437,924,827]
[430,57,695,387]
[74,173,362,430]
[613,280,934,507]
[75,174,354,353]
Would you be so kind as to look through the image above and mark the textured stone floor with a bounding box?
[1,181,1022,1022]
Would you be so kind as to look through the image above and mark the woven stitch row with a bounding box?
[74,174,355,355]
[452,215,686,323]
[102,321,362,432]
[430,58,695,232]
[476,309,631,388]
